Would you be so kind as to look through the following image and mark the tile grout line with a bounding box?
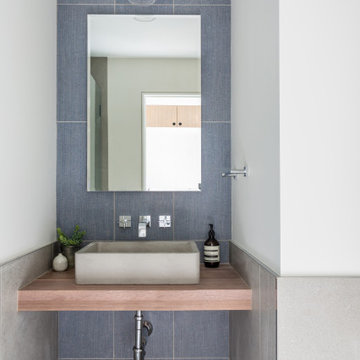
[57,121,230,124]
[202,121,231,123]
[57,3,231,6]
[163,3,232,5]
[172,311,175,360]
[258,263,261,358]
[113,311,115,359]
[113,192,116,240]
[227,310,230,360]
[58,358,229,360]
[172,192,175,240]
[57,121,86,123]
[56,311,59,359]
[58,2,114,5]
[228,308,230,360]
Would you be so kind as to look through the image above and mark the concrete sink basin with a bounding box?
[75,241,200,284]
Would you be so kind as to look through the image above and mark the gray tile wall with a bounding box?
[57,4,231,244]
[0,244,57,360]
[57,1,231,359]
[229,242,277,360]
[59,311,229,360]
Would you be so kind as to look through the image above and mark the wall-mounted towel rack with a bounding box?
[222,166,248,178]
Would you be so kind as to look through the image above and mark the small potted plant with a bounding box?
[57,225,86,268]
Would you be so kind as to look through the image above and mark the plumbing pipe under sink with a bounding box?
[133,310,153,360]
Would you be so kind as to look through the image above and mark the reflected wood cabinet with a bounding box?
[146,105,201,128]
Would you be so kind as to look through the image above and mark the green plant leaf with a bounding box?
[57,225,86,247]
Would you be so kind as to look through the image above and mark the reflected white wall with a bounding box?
[146,128,201,191]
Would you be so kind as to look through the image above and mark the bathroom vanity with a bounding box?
[18,264,251,311]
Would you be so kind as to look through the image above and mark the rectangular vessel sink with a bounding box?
[75,241,200,285]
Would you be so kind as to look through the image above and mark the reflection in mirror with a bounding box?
[87,15,201,191]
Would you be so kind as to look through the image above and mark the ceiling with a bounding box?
[88,15,201,58]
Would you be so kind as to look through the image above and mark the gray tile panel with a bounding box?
[230,246,260,360]
[57,121,230,244]
[202,122,231,171]
[259,266,277,360]
[175,5,231,123]
[175,0,230,4]
[229,243,277,360]
[174,311,229,358]
[59,0,113,4]
[57,3,232,359]
[58,311,113,358]
[174,123,231,240]
[57,4,231,242]
[0,245,57,360]
[57,5,114,122]
[115,4,173,13]
[116,0,173,4]
[114,311,173,358]
[57,123,114,240]
[173,174,231,240]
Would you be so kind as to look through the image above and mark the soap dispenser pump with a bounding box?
[204,224,220,268]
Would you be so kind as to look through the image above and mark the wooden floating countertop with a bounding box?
[18,264,251,311]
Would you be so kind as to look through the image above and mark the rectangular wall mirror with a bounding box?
[87,15,201,192]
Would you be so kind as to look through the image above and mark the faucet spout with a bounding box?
[138,222,147,238]
[138,216,151,238]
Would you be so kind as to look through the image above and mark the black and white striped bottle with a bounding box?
[204,224,220,268]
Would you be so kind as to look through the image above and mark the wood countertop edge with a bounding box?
[18,265,252,312]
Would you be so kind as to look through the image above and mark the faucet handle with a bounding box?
[139,215,151,228]
[119,215,131,229]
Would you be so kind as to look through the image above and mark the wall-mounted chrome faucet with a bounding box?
[138,216,151,237]
[120,215,171,235]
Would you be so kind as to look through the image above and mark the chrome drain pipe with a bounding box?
[133,311,153,360]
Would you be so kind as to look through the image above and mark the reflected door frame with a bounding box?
[141,92,201,191]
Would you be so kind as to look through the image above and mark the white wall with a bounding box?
[280,0,360,275]
[232,0,360,276]
[107,58,200,190]
[231,0,281,273]
[0,0,57,264]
